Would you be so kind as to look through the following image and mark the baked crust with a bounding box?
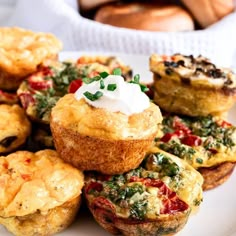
[50,94,162,174]
[0,27,62,90]
[0,104,31,154]
[89,207,189,236]
[150,54,236,117]
[0,150,84,235]
[199,162,235,191]
[51,124,155,174]
[0,196,81,236]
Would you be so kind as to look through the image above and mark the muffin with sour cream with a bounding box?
[50,69,162,174]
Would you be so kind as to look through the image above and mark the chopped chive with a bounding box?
[100,71,109,78]
[82,77,92,84]
[100,80,105,89]
[92,76,101,81]
[133,74,140,83]
[107,84,117,91]
[82,76,101,84]
[112,68,122,75]
[83,91,103,101]
[140,84,149,92]
[94,91,103,100]
[196,158,203,164]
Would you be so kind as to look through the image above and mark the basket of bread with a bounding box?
[76,0,236,67]
[79,0,235,31]
[0,26,236,236]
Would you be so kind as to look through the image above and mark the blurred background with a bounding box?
[0,0,236,67]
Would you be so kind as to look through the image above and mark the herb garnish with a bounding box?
[129,74,149,93]
[48,62,79,95]
[196,158,203,164]
[107,84,117,91]
[83,91,103,101]
[159,141,196,161]
[159,115,235,164]
[100,80,105,89]
[100,71,109,78]
[35,92,60,119]
[87,150,200,221]
[149,153,180,177]
[130,200,147,220]
[82,76,101,84]
[112,68,122,75]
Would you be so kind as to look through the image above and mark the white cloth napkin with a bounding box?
[1,0,236,67]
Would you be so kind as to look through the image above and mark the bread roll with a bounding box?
[95,3,194,31]
[79,0,118,11]
[181,0,234,27]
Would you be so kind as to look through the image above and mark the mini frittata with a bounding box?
[0,104,31,153]
[0,149,84,236]
[77,55,132,80]
[0,27,62,91]
[156,113,236,190]
[50,71,162,175]
[150,53,236,117]
[17,61,81,124]
[85,147,203,236]
[17,56,132,124]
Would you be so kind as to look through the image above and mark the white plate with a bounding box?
[1,52,236,236]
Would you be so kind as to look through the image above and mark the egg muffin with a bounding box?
[17,61,81,124]
[51,72,162,174]
[0,104,31,154]
[17,55,132,125]
[156,113,236,190]
[0,149,84,236]
[150,53,236,117]
[0,27,62,91]
[84,147,203,236]
[77,55,132,80]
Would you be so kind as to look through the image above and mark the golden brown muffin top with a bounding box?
[51,94,162,140]
[0,27,62,76]
[0,149,84,217]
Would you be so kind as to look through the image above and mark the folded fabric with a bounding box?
[2,0,236,67]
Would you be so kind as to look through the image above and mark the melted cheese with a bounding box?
[191,144,236,168]
[148,147,203,213]
[158,128,236,169]
[86,147,203,220]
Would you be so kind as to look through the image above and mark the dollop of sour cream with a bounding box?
[74,75,150,115]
